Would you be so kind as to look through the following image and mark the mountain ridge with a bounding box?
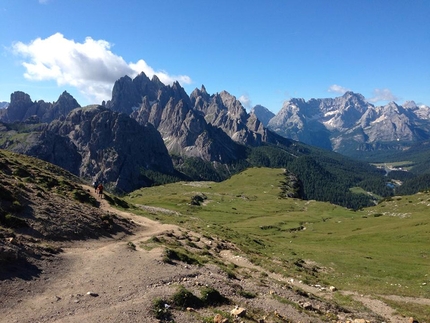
[1,75,422,208]
[251,91,430,157]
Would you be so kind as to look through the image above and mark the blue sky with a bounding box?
[1,0,429,112]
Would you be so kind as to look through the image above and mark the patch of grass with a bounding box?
[381,297,430,322]
[162,248,201,266]
[171,285,202,309]
[237,289,256,299]
[200,286,229,306]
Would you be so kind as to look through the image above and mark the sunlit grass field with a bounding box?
[124,167,430,302]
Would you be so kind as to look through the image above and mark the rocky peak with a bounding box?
[10,91,32,106]
[381,101,407,117]
[342,91,366,102]
[106,75,140,114]
[44,91,81,122]
[190,85,210,106]
[43,105,175,193]
[1,91,37,123]
[151,75,164,87]
[251,105,275,127]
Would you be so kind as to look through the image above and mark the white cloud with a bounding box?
[328,84,350,94]
[238,94,252,110]
[368,88,399,103]
[12,33,192,103]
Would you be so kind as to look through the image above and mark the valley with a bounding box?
[0,151,428,321]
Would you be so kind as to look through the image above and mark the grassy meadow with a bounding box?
[125,167,430,303]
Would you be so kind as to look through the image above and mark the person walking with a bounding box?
[97,183,104,198]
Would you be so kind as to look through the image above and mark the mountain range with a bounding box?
[2,72,429,208]
[252,91,430,159]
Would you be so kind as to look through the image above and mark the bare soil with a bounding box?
[0,186,426,323]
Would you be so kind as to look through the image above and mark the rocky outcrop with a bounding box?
[107,74,249,163]
[12,106,175,193]
[0,91,80,124]
[106,73,296,163]
[190,89,270,147]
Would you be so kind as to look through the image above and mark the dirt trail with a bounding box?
[1,186,182,323]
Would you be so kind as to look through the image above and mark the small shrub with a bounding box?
[237,289,256,299]
[171,286,202,309]
[190,194,207,206]
[152,298,172,321]
[200,286,229,306]
[73,190,98,207]
[113,196,129,208]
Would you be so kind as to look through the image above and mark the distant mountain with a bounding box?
[0,102,8,109]
[0,91,80,123]
[251,105,275,127]
[0,81,403,208]
[265,92,430,157]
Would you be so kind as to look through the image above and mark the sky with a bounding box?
[1,0,429,113]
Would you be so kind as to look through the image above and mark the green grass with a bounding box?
[125,167,430,301]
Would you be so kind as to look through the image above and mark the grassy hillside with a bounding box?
[0,149,133,278]
[125,167,430,318]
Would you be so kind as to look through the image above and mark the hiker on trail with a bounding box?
[97,183,104,198]
[93,181,98,193]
